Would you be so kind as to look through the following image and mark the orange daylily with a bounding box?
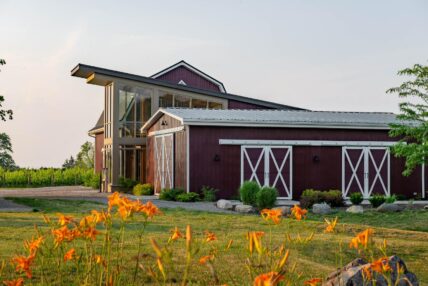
[83,227,100,241]
[290,205,307,220]
[349,228,374,249]
[2,278,24,286]
[94,255,107,267]
[324,217,338,233]
[186,225,192,250]
[260,209,282,225]
[169,227,183,241]
[304,278,323,286]
[362,265,372,280]
[253,271,284,286]
[52,226,77,246]
[63,248,76,262]
[199,255,214,265]
[12,255,34,278]
[56,213,74,226]
[108,192,122,211]
[247,231,265,255]
[138,201,162,218]
[226,239,233,250]
[205,231,217,242]
[24,236,44,255]
[370,257,391,273]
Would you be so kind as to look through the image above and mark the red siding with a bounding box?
[155,66,222,92]
[228,99,275,109]
[94,133,103,173]
[188,126,423,199]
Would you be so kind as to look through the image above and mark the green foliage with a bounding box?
[385,195,397,204]
[118,176,138,189]
[387,63,428,176]
[0,59,13,122]
[201,185,218,202]
[255,187,278,209]
[62,156,76,169]
[0,133,17,170]
[350,192,364,205]
[76,141,94,169]
[300,189,344,208]
[176,192,200,202]
[159,188,185,201]
[369,195,386,208]
[132,183,154,196]
[239,181,260,206]
[0,167,99,189]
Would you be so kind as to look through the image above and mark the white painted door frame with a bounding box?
[154,134,174,194]
[241,145,292,199]
[342,147,390,198]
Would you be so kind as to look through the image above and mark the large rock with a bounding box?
[235,204,255,213]
[377,203,404,213]
[273,206,291,216]
[323,256,418,286]
[312,203,332,214]
[216,199,233,210]
[346,205,364,214]
[424,205,428,211]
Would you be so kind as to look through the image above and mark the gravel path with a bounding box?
[0,186,235,213]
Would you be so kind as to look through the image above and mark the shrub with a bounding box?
[176,192,200,202]
[385,195,397,204]
[369,195,386,208]
[323,190,344,207]
[159,188,185,201]
[201,185,218,202]
[255,187,278,209]
[119,176,138,190]
[239,181,260,206]
[395,194,407,201]
[83,172,101,189]
[133,183,154,196]
[299,189,323,209]
[350,192,363,205]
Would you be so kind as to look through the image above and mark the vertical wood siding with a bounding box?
[94,133,104,173]
[188,126,423,199]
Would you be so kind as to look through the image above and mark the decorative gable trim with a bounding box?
[178,79,187,85]
[151,60,226,93]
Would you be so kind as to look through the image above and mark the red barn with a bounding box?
[142,108,426,200]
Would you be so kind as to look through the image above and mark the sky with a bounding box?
[0,0,427,168]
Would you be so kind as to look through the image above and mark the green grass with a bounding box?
[5,197,104,213]
[0,199,427,285]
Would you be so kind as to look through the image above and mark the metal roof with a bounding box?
[88,111,104,135]
[143,108,404,130]
[71,63,305,110]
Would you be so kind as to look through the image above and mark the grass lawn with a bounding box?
[0,199,427,285]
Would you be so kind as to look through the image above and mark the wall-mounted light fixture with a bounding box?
[213,154,221,162]
[313,155,320,163]
[161,120,168,126]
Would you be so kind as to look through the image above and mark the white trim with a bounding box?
[219,139,398,147]
[187,121,391,130]
[141,109,184,133]
[151,61,226,93]
[154,133,174,193]
[178,80,187,86]
[148,126,185,137]
[186,125,190,193]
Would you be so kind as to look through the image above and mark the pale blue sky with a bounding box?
[0,0,427,167]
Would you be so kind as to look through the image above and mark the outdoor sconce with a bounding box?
[213,154,221,162]
[313,155,320,163]
[161,120,168,126]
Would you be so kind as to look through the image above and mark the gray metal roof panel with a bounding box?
[160,108,402,129]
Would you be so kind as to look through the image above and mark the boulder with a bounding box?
[312,203,332,214]
[323,256,418,286]
[216,199,233,210]
[377,203,404,213]
[273,206,291,216]
[424,205,428,211]
[346,205,364,214]
[235,204,255,213]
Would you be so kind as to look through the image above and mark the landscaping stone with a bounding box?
[234,204,255,213]
[377,203,404,213]
[424,205,428,211]
[312,203,331,214]
[323,256,418,286]
[216,199,233,210]
[273,206,291,216]
[346,205,364,214]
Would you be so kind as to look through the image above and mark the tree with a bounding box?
[76,141,94,169]
[0,132,17,170]
[62,156,76,169]
[0,58,13,121]
[387,63,428,176]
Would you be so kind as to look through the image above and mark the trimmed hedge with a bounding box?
[239,181,260,206]
[256,187,278,209]
[300,189,344,209]
[132,183,154,196]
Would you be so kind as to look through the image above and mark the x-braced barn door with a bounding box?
[154,134,174,194]
[342,147,390,199]
[241,146,292,199]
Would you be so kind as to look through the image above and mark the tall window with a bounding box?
[118,85,152,138]
[119,145,144,182]
[159,90,224,110]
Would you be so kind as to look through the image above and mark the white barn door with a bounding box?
[241,146,292,199]
[154,134,174,194]
[342,147,390,198]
